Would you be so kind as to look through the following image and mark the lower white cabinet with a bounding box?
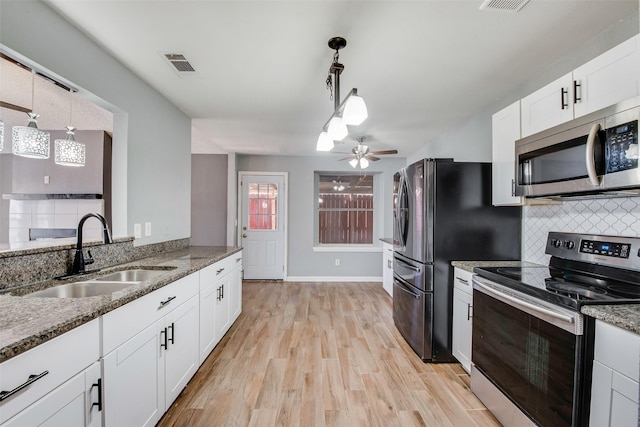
[589,320,640,427]
[102,273,200,427]
[0,319,100,427]
[382,241,393,297]
[451,268,473,373]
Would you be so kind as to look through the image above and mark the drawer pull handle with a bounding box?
[160,328,168,349]
[91,378,103,411]
[0,371,49,402]
[216,268,225,275]
[455,277,469,285]
[160,296,176,307]
[236,258,242,263]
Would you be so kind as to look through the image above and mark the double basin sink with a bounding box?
[25,268,176,298]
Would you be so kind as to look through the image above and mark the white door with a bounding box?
[240,173,285,280]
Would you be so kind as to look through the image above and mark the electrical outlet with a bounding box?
[134,223,142,239]
[44,175,50,184]
[145,222,152,236]
[335,258,340,266]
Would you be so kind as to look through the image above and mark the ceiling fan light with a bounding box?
[327,116,348,141]
[360,157,370,169]
[349,158,358,168]
[316,131,334,151]
[342,94,368,126]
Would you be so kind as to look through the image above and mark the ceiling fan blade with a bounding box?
[366,155,381,161]
[370,149,398,155]
[338,156,355,161]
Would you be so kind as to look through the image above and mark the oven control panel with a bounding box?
[546,232,640,271]
[579,240,630,258]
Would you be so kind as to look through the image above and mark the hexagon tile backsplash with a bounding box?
[523,197,640,265]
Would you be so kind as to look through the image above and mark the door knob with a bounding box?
[242,234,247,238]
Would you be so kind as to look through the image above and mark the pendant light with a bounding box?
[55,90,85,166]
[12,70,50,159]
[316,131,334,151]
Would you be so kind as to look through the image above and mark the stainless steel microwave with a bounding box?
[515,97,640,199]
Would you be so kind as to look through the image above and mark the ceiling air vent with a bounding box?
[479,0,530,12]
[164,53,196,73]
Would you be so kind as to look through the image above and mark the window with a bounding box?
[248,183,278,230]
[316,173,374,245]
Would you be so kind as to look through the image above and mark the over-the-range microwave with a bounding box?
[515,96,640,199]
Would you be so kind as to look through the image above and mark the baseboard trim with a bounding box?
[285,276,383,283]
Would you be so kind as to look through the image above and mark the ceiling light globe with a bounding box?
[360,158,370,169]
[349,158,358,168]
[316,131,334,151]
[342,95,368,126]
[327,116,348,141]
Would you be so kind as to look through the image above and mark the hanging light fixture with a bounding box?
[12,70,50,159]
[316,37,368,151]
[55,89,85,166]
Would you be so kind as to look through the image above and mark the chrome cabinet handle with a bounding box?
[159,296,176,307]
[0,371,49,402]
[216,268,225,275]
[586,123,602,186]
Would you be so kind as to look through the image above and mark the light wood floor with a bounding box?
[157,281,500,427]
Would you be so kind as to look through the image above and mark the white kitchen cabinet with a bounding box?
[589,320,640,427]
[229,253,243,321]
[101,272,199,427]
[573,34,640,118]
[521,34,640,138]
[0,319,100,426]
[382,241,393,297]
[492,100,523,206]
[451,268,473,373]
[2,362,102,427]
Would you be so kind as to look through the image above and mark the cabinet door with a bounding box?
[521,72,574,137]
[102,324,160,427]
[452,287,472,373]
[84,362,102,427]
[230,265,243,322]
[215,275,231,343]
[382,243,393,297]
[163,295,200,411]
[492,100,522,206]
[574,34,640,118]
[199,275,218,364]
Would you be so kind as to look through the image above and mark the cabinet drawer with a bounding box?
[454,268,473,295]
[200,253,242,289]
[103,272,199,355]
[594,320,640,381]
[0,319,99,424]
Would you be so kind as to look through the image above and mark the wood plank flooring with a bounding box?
[157,281,500,427]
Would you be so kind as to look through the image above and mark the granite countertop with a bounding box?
[581,304,640,335]
[379,237,394,245]
[451,260,539,273]
[0,245,241,363]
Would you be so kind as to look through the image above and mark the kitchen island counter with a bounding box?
[0,245,241,363]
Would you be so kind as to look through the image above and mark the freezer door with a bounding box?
[393,253,433,292]
[393,275,433,361]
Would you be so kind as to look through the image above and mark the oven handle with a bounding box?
[473,279,575,325]
[585,122,602,186]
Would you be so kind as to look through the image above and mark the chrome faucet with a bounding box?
[71,213,112,275]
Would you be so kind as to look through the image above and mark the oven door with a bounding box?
[471,276,586,427]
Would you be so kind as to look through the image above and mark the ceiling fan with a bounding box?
[337,137,398,169]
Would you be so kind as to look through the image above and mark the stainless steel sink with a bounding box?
[95,269,168,282]
[26,281,133,298]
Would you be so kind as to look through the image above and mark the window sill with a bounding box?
[313,245,381,253]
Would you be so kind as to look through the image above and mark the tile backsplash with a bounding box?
[523,197,640,265]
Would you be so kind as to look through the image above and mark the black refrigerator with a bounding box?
[392,158,521,362]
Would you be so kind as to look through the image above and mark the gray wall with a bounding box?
[0,1,192,245]
[191,154,228,246]
[408,12,640,164]
[237,154,406,278]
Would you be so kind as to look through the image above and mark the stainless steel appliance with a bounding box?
[472,232,640,426]
[515,97,640,199]
[392,159,521,362]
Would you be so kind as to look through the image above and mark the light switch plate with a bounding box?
[145,222,151,236]
[134,223,142,239]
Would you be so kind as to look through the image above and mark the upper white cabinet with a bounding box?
[589,320,640,427]
[492,100,523,206]
[521,34,640,138]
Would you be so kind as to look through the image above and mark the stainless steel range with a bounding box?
[472,232,640,427]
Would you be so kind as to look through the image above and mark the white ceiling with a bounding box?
[44,0,638,159]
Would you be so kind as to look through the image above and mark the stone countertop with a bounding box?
[0,245,241,363]
[451,260,539,273]
[379,237,394,245]
[581,304,640,335]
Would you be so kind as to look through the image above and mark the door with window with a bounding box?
[240,173,285,280]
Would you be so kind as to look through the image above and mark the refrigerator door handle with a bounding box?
[394,256,421,272]
[393,277,421,299]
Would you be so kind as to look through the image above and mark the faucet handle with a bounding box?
[85,250,95,266]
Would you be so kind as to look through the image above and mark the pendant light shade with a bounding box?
[316,131,334,151]
[12,113,50,159]
[0,120,4,151]
[342,94,368,126]
[349,158,358,168]
[327,116,348,141]
[55,127,85,166]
